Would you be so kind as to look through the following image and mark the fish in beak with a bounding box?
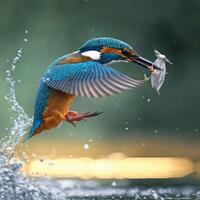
[151,50,173,94]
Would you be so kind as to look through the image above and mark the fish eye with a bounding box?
[121,49,130,57]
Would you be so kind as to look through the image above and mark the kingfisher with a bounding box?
[25,37,158,141]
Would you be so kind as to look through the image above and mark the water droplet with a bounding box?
[83,143,89,150]
[112,181,116,186]
[89,139,93,142]
[154,130,158,133]
[32,153,36,158]
[24,38,28,42]
[195,128,198,133]
[147,98,151,103]
[25,30,29,34]
[125,127,128,131]
[18,49,22,54]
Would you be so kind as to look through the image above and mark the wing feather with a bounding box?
[43,61,145,97]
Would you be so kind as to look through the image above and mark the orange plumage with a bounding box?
[31,90,76,137]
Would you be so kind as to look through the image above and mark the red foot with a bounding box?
[66,111,103,126]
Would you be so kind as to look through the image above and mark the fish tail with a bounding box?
[156,90,161,96]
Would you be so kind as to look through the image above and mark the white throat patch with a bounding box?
[81,50,101,60]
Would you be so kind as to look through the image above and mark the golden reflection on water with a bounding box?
[23,154,193,179]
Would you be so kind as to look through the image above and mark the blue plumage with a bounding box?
[26,81,52,139]
[80,37,133,52]
[43,60,143,97]
[27,37,149,140]
[100,53,122,64]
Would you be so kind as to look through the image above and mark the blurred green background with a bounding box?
[0,0,200,159]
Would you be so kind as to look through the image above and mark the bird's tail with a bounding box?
[23,119,42,142]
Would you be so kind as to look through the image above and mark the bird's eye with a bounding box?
[121,49,130,57]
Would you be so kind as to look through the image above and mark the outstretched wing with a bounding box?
[43,61,145,97]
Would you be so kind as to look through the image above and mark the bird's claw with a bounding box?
[66,111,103,126]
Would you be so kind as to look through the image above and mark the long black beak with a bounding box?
[129,55,161,70]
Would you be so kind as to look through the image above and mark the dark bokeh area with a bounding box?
[0,0,200,158]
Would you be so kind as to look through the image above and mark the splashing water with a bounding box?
[0,43,200,200]
[3,48,32,150]
[0,48,31,168]
[0,46,64,200]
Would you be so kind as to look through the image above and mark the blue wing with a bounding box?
[43,60,145,97]
[23,82,52,141]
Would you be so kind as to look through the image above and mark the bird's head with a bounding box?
[79,37,159,71]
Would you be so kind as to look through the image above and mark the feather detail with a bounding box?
[43,61,145,98]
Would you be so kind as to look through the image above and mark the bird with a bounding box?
[25,37,158,141]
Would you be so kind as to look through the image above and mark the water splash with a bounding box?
[0,48,32,166]
[0,46,64,200]
[5,48,32,140]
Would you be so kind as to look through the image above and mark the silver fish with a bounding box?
[151,50,173,95]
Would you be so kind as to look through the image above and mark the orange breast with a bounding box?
[43,90,76,119]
